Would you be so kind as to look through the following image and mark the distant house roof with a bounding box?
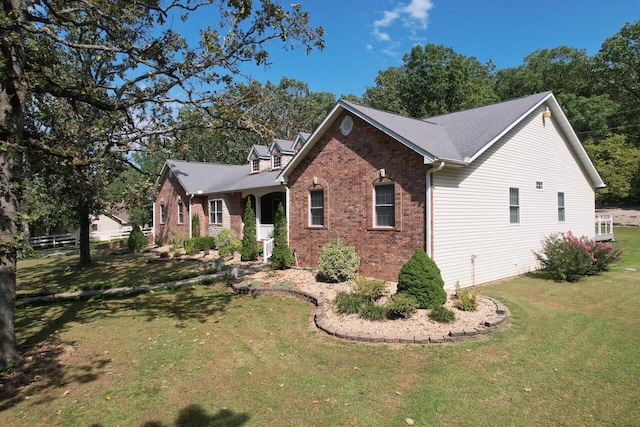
[279,92,605,188]
[159,159,281,196]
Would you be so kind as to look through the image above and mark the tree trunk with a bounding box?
[78,206,92,267]
[0,0,27,368]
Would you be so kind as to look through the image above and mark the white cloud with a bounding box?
[373,0,434,44]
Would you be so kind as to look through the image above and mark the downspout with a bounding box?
[189,194,194,238]
[426,161,445,258]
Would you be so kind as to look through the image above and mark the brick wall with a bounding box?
[288,112,429,281]
[155,172,190,241]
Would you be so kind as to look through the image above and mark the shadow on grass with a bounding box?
[137,404,250,427]
[0,338,111,411]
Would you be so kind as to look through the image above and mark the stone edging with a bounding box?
[230,282,508,344]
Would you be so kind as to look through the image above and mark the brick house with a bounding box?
[277,92,604,287]
[154,133,309,242]
[156,92,604,288]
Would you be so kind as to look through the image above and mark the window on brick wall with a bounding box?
[375,183,395,227]
[309,189,324,226]
[509,187,520,224]
[160,203,167,223]
[209,199,222,224]
[558,192,566,222]
[177,201,184,224]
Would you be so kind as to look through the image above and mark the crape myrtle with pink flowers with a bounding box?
[535,232,623,282]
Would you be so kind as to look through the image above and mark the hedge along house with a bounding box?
[277,92,605,288]
[154,132,309,243]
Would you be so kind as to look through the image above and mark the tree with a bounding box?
[270,203,294,269]
[0,0,324,368]
[240,198,258,261]
[365,44,498,118]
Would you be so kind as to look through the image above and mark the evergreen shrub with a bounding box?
[397,248,446,309]
[353,276,387,302]
[270,203,294,269]
[127,224,147,252]
[317,239,360,282]
[241,198,259,261]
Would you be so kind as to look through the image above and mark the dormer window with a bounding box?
[272,154,281,170]
[251,158,260,173]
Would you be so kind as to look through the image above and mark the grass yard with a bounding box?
[17,248,218,298]
[1,228,639,426]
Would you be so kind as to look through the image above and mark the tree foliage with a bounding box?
[0,0,324,368]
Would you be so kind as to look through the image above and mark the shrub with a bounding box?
[386,293,418,319]
[335,291,365,315]
[352,276,387,302]
[184,239,200,256]
[215,228,241,259]
[317,239,360,283]
[453,282,477,312]
[241,198,259,261]
[429,306,456,323]
[187,236,215,252]
[192,214,201,238]
[159,251,170,258]
[154,234,165,247]
[535,232,623,282]
[270,203,294,269]
[360,302,388,321]
[127,224,147,252]
[397,249,446,309]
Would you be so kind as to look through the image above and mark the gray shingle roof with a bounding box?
[271,138,296,154]
[164,160,280,195]
[342,92,552,162]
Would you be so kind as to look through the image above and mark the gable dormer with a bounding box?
[269,137,303,171]
[294,132,310,152]
[247,145,270,174]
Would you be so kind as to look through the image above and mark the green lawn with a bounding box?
[2,228,639,426]
[17,248,218,297]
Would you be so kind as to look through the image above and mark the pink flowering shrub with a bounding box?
[535,231,623,282]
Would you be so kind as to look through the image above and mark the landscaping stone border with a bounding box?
[230,282,508,344]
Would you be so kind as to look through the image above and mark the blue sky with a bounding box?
[188,0,639,98]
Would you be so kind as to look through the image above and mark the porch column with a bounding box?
[255,195,262,240]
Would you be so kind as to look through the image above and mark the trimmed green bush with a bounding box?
[360,302,388,321]
[215,228,241,259]
[335,291,365,314]
[241,198,259,261]
[127,224,147,252]
[386,293,418,319]
[270,203,294,269]
[317,239,360,283]
[353,276,387,302]
[429,306,455,323]
[188,236,215,252]
[453,283,477,312]
[397,249,446,309]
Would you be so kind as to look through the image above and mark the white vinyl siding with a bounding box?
[432,107,595,289]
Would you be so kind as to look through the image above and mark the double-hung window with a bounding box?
[558,192,566,222]
[309,189,324,226]
[509,187,520,224]
[251,159,260,173]
[177,201,184,224]
[272,154,281,170]
[160,204,167,223]
[375,184,395,227]
[209,199,222,224]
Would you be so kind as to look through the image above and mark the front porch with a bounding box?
[595,215,614,241]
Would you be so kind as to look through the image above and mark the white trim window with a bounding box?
[160,203,167,224]
[177,200,184,224]
[309,189,324,226]
[209,199,223,224]
[509,187,520,224]
[272,154,281,170]
[558,192,566,222]
[536,181,544,190]
[251,158,260,173]
[375,183,395,227]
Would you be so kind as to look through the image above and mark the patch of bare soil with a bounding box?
[238,268,497,337]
